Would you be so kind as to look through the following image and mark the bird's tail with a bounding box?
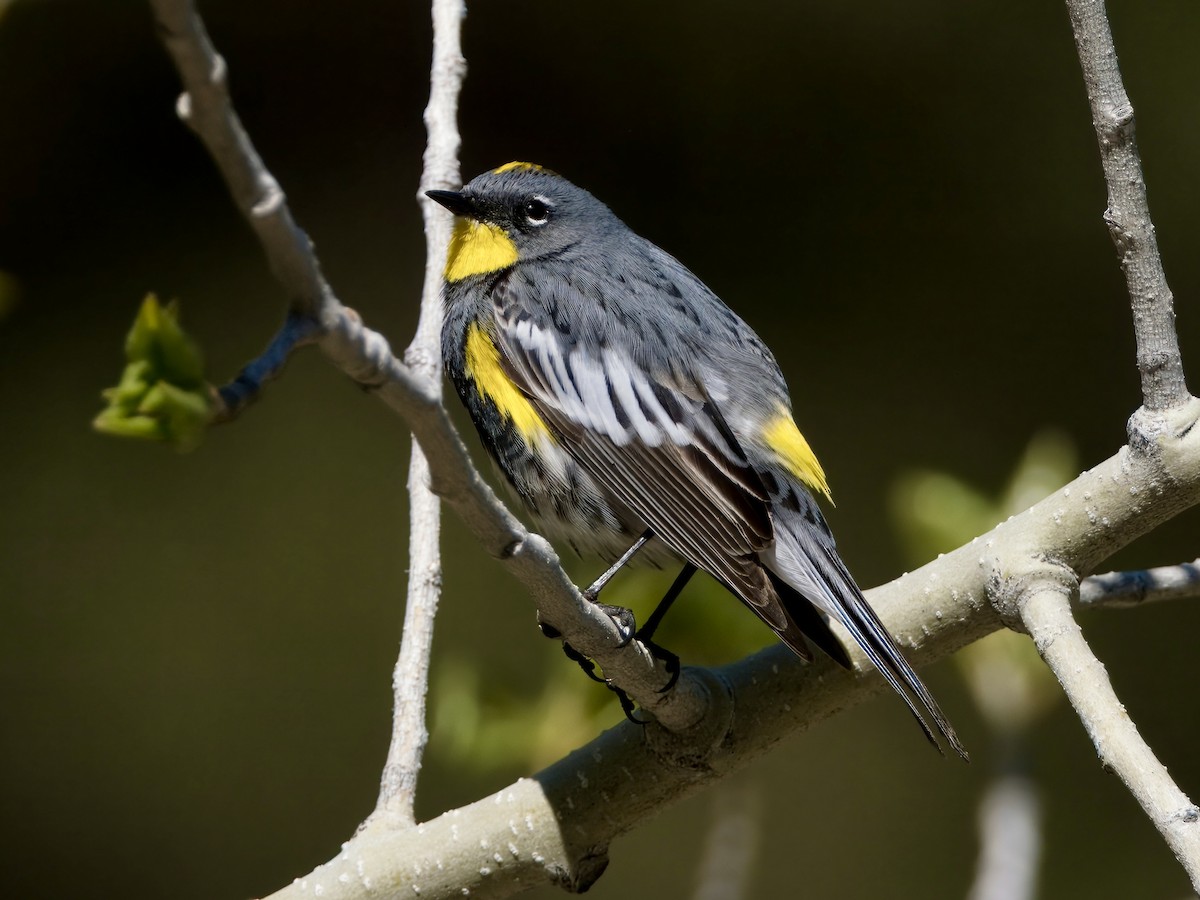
[766,510,968,761]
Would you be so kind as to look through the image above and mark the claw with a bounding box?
[595,602,637,646]
[643,640,681,694]
[561,641,607,683]
[610,682,650,725]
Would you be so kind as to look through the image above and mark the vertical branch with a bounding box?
[375,0,467,824]
[967,774,1042,900]
[1020,587,1200,888]
[1064,0,1189,411]
[690,782,762,900]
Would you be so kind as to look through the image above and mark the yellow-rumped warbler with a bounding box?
[429,162,965,758]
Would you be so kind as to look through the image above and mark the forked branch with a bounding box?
[146,0,1200,896]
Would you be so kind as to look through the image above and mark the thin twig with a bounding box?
[1019,587,1200,888]
[150,0,337,324]
[1064,0,1189,411]
[1078,560,1200,609]
[375,0,467,826]
[213,312,320,421]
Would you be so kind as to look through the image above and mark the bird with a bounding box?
[428,161,966,758]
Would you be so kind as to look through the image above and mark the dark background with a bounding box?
[2,0,1198,897]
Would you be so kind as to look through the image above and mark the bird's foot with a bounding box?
[537,605,679,724]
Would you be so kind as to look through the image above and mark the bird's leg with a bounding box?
[583,530,654,599]
[540,534,691,722]
[582,529,654,643]
[599,563,704,722]
[631,562,696,696]
[537,530,655,683]
[602,565,697,722]
[637,562,696,642]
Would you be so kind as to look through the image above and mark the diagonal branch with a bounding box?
[1019,586,1200,887]
[150,0,336,324]
[264,396,1200,899]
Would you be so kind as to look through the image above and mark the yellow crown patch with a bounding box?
[492,161,546,175]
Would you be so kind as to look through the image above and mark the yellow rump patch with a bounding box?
[763,408,832,501]
[445,219,519,282]
[464,324,554,445]
[492,161,545,174]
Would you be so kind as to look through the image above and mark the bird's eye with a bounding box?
[523,198,550,226]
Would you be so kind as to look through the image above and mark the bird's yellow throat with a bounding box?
[444,219,518,282]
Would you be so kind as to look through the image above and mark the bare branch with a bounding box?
[212,312,319,421]
[151,2,1200,894]
[1051,6,1200,882]
[1078,560,1200,609]
[1064,0,1189,411]
[1019,586,1200,887]
[264,397,1200,899]
[375,0,467,827]
[150,0,336,324]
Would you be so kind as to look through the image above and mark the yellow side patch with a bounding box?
[464,324,554,445]
[763,408,832,501]
[492,161,545,175]
[445,219,519,282]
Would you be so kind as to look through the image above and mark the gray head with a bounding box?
[427,163,623,278]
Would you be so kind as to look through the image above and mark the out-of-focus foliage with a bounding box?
[430,565,773,772]
[890,430,1078,564]
[891,430,1077,734]
[433,655,622,771]
[93,294,213,451]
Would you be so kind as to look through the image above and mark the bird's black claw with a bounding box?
[594,602,637,646]
[648,643,681,694]
[560,641,607,683]
[610,683,650,725]
[542,600,676,721]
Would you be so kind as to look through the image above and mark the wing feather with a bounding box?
[491,306,782,613]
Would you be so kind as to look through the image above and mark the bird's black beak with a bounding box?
[425,189,478,218]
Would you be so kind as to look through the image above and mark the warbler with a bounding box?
[429,162,965,758]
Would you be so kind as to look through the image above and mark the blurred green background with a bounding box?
[2,0,1199,897]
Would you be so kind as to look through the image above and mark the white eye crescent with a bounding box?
[523,196,552,226]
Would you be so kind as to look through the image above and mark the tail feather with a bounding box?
[765,514,968,761]
[766,570,851,668]
[819,545,968,759]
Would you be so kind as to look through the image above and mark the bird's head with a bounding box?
[427,162,616,282]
